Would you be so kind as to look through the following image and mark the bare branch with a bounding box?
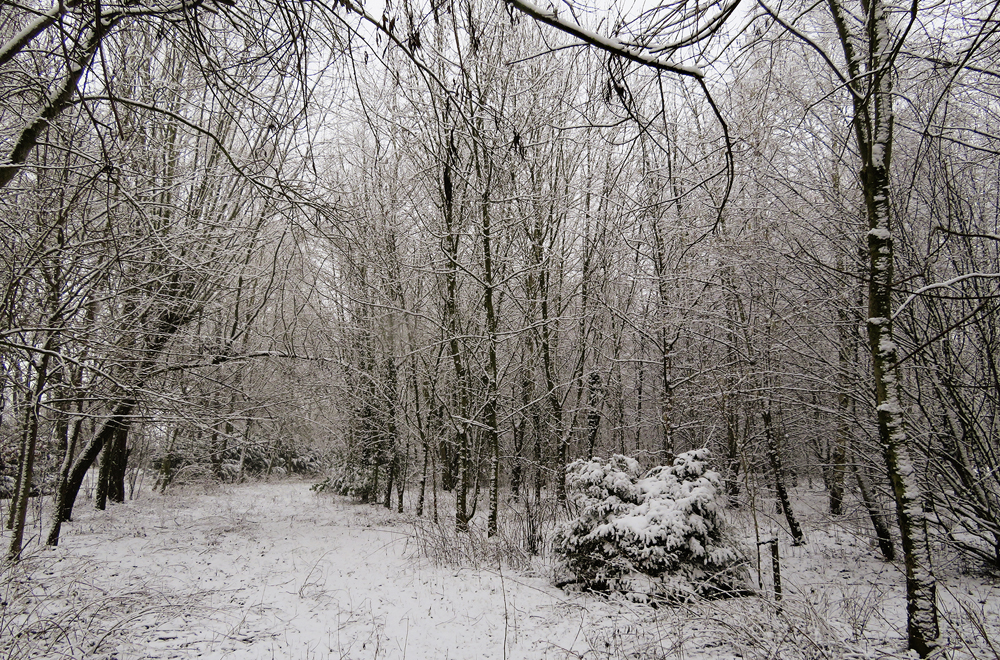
[894,273,1000,321]
[504,0,705,79]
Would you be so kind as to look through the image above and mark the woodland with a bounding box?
[1,0,999,658]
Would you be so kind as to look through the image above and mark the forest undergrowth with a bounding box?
[408,479,1000,660]
[1,479,998,660]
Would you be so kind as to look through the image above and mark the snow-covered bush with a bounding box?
[310,453,372,499]
[554,449,748,599]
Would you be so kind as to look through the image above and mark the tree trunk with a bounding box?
[413,370,428,518]
[634,353,644,453]
[7,352,51,560]
[831,294,854,515]
[383,453,395,509]
[510,416,524,499]
[864,154,939,659]
[431,439,439,524]
[210,424,224,481]
[95,423,129,509]
[0,16,115,189]
[829,420,849,517]
[533,403,543,505]
[46,411,84,546]
[540,286,566,502]
[440,436,456,491]
[586,372,603,460]
[48,399,135,533]
[154,426,180,494]
[396,441,406,514]
[441,137,472,532]
[108,424,130,503]
[6,421,26,531]
[724,409,741,507]
[481,187,500,537]
[455,429,470,531]
[417,442,428,518]
[762,409,806,546]
[827,0,939,649]
[852,454,896,561]
[367,461,378,505]
[832,243,865,516]
[94,434,112,511]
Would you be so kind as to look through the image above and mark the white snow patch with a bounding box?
[3,484,603,660]
[3,482,998,660]
[872,143,885,163]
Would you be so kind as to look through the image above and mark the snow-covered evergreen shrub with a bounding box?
[310,450,375,499]
[554,449,748,599]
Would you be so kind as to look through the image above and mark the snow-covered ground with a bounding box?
[2,480,997,659]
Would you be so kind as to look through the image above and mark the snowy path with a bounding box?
[7,481,998,660]
[10,483,606,660]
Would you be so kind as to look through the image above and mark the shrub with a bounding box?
[554,449,749,600]
[310,454,371,499]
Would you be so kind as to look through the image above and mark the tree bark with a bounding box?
[441,133,472,532]
[396,441,406,514]
[412,368,428,518]
[7,352,51,560]
[827,0,939,650]
[6,419,26,531]
[94,434,112,511]
[108,424,130,503]
[95,422,130,509]
[478,173,501,537]
[585,373,603,460]
[762,409,806,546]
[852,454,896,561]
[539,271,566,501]
[830,288,855,516]
[49,399,135,531]
[510,412,524,499]
[46,409,84,546]
[0,12,118,189]
[383,453,395,509]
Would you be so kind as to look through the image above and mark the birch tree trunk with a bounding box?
[828,0,938,651]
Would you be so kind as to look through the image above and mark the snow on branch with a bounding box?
[0,1,78,68]
[934,226,1000,242]
[153,350,339,375]
[647,0,744,54]
[893,272,1000,320]
[504,0,705,79]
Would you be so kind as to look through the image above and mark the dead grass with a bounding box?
[407,494,564,576]
[1,549,208,660]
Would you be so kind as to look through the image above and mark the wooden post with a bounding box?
[758,537,781,613]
